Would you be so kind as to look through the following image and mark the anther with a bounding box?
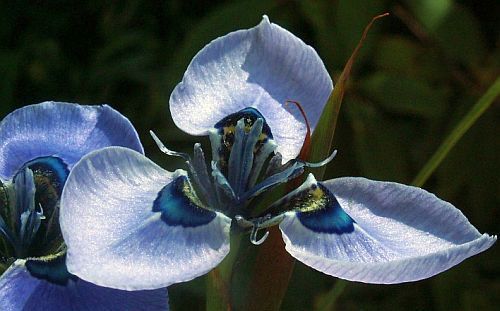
[37,204,46,220]
[150,130,191,161]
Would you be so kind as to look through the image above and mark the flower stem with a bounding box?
[412,77,500,187]
[206,234,242,311]
[315,280,347,311]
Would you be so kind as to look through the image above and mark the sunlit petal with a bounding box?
[60,147,231,290]
[0,101,143,179]
[170,16,332,161]
[280,177,496,283]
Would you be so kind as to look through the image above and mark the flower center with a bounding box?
[152,107,336,244]
[0,156,68,262]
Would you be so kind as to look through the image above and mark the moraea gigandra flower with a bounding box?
[59,16,495,292]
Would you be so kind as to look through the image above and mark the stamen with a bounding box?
[265,152,284,176]
[247,138,277,188]
[228,118,264,195]
[150,130,191,161]
[38,204,46,220]
[14,168,44,256]
[301,149,338,168]
[250,227,269,245]
[191,143,218,208]
[151,131,223,210]
[239,161,304,202]
[211,161,237,205]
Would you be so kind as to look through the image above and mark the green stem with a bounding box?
[412,77,500,187]
[206,234,242,311]
[316,280,347,311]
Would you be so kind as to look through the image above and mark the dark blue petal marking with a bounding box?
[26,254,77,286]
[296,183,355,234]
[153,175,216,227]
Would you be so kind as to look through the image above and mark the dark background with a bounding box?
[1,0,498,310]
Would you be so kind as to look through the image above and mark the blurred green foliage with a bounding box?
[0,0,498,310]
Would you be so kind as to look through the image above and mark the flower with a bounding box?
[0,102,168,310]
[60,16,495,291]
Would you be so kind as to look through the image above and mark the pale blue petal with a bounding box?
[170,16,333,162]
[0,260,168,311]
[0,261,38,311]
[280,177,496,284]
[60,147,231,290]
[0,101,144,179]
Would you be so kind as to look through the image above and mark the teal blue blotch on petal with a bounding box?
[25,254,77,286]
[297,183,355,234]
[153,175,216,227]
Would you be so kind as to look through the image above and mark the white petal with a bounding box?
[170,16,332,161]
[60,147,231,290]
[280,177,496,284]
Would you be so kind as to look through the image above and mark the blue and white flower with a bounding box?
[60,17,495,291]
[0,102,168,310]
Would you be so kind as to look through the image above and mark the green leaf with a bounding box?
[433,5,486,65]
[333,0,385,64]
[87,30,157,87]
[299,0,337,67]
[412,76,500,187]
[373,35,447,83]
[406,1,486,65]
[301,0,385,68]
[373,36,420,73]
[405,0,453,31]
[434,98,499,230]
[360,73,449,118]
[310,13,389,178]
[300,14,389,311]
[345,99,411,182]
